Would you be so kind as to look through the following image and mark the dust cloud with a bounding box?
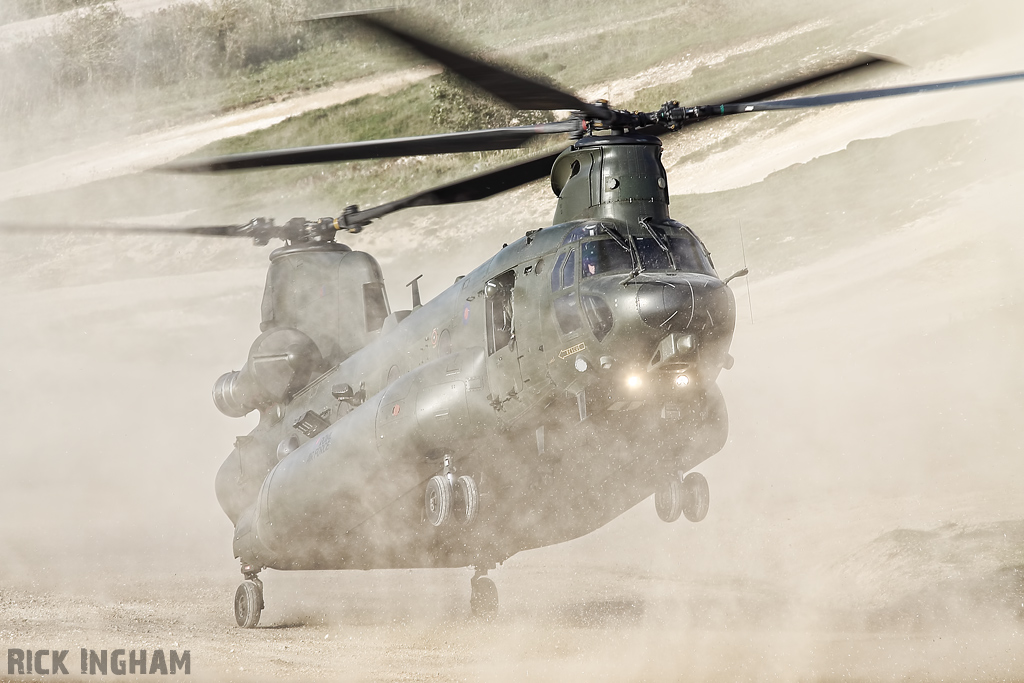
[2,0,1024,681]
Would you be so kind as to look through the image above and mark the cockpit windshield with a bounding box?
[581,221,716,277]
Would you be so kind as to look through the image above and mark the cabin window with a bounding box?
[363,282,389,332]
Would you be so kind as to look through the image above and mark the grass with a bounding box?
[0,0,848,170]
[0,0,104,25]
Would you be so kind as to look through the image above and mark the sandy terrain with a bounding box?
[2,2,1024,681]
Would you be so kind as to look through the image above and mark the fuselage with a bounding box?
[216,134,738,572]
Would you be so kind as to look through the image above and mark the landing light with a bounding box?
[674,374,690,388]
[627,375,643,389]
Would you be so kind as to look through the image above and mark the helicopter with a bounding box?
[6,13,1024,630]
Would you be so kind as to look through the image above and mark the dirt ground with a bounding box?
[2,1,1024,681]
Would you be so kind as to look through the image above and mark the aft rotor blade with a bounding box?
[0,222,249,237]
[347,150,561,224]
[158,121,578,173]
[694,70,1024,118]
[350,15,610,120]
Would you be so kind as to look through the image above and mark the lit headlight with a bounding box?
[626,375,643,389]
[674,374,690,388]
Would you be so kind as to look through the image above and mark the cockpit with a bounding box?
[561,219,717,278]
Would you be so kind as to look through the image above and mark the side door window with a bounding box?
[485,269,516,355]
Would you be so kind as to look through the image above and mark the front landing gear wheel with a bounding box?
[470,576,498,619]
[425,475,453,527]
[234,579,263,628]
[453,475,479,524]
[655,477,683,523]
[682,472,710,522]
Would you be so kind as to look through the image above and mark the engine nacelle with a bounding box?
[213,327,323,417]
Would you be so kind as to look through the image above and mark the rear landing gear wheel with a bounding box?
[470,576,498,619]
[234,579,263,628]
[453,475,479,524]
[681,472,710,522]
[655,477,683,523]
[425,475,453,527]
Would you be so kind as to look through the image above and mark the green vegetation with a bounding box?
[0,0,104,25]
[1,0,839,170]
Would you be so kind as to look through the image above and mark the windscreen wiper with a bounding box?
[638,216,676,270]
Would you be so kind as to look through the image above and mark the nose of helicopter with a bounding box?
[634,274,732,332]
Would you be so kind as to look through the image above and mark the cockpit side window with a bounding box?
[562,250,575,289]
[550,252,567,292]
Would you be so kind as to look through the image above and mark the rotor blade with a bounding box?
[346,150,561,225]
[0,221,250,237]
[721,54,897,105]
[697,70,1024,118]
[640,54,896,136]
[158,121,578,173]
[349,15,610,120]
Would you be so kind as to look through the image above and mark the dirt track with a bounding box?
[2,1,1024,681]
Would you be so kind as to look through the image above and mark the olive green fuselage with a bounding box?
[216,135,736,571]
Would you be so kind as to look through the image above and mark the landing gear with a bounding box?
[425,475,453,527]
[681,471,709,522]
[655,471,710,523]
[234,566,264,628]
[425,459,480,527]
[470,566,498,618]
[655,477,683,522]
[453,475,479,524]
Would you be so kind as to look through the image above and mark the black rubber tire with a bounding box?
[425,475,453,527]
[453,475,479,524]
[470,576,499,618]
[655,476,683,523]
[681,471,710,522]
[234,580,262,628]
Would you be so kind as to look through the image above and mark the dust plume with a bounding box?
[2,0,1024,681]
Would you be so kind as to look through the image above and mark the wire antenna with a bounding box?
[738,221,754,324]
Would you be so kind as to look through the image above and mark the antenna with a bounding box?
[738,221,754,324]
[407,274,424,308]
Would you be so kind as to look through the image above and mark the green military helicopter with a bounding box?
[7,14,1024,628]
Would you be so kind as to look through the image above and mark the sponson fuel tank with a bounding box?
[229,347,493,570]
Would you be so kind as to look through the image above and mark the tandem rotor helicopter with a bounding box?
[7,12,1024,628]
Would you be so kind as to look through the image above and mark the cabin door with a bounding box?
[484,269,523,410]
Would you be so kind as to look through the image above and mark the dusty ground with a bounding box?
[2,1,1024,681]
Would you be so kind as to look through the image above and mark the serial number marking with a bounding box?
[308,432,332,461]
[558,342,586,359]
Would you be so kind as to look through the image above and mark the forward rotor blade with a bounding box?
[350,15,610,120]
[346,150,561,224]
[158,121,578,173]
[0,221,249,237]
[697,70,1024,118]
[641,54,896,136]
[720,54,896,105]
